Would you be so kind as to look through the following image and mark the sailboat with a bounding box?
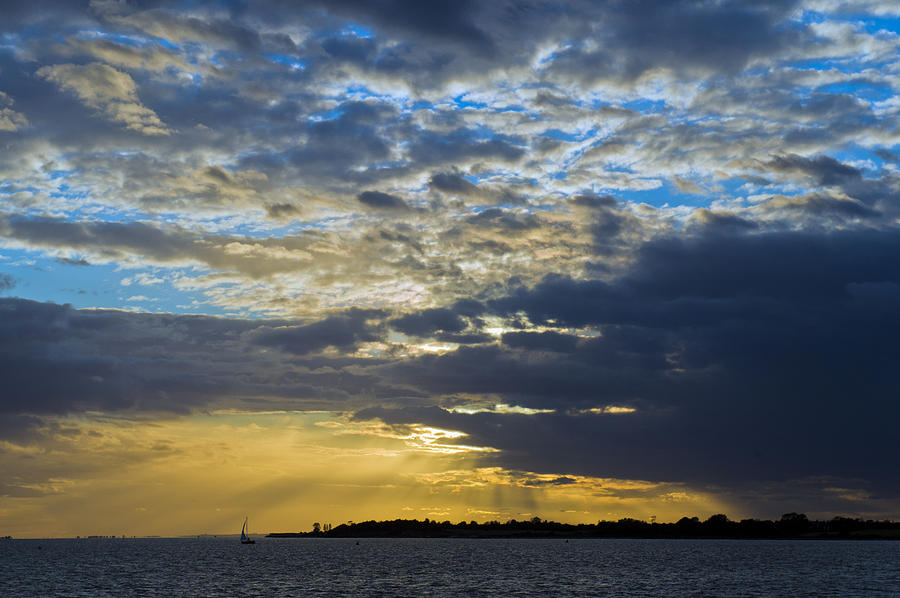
[240,517,256,544]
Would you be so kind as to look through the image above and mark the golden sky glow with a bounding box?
[1,412,731,538]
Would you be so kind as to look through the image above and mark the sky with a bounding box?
[2,0,900,538]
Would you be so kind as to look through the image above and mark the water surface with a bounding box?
[2,537,898,596]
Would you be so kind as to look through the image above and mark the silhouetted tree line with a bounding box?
[267,513,900,539]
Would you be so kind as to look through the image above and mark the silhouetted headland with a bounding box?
[268,513,900,539]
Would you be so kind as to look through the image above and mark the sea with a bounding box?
[2,537,899,596]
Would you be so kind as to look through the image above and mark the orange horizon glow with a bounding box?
[1,411,736,539]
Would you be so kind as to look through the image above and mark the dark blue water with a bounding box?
[2,537,898,596]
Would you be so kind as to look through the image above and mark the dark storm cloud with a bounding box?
[357,190,409,210]
[501,330,578,353]
[687,209,758,233]
[407,129,525,165]
[760,155,899,215]
[547,0,800,82]
[570,194,617,209]
[0,0,95,34]
[384,343,634,406]
[450,298,485,317]
[320,36,378,63]
[282,103,395,178]
[766,154,862,186]
[390,308,466,337]
[496,229,900,327]
[0,298,227,417]
[571,193,645,256]
[429,172,478,195]
[0,414,47,446]
[319,0,495,55]
[303,0,801,85]
[0,215,194,262]
[252,309,383,355]
[0,298,392,427]
[364,227,900,496]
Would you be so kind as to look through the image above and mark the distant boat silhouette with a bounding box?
[241,517,255,544]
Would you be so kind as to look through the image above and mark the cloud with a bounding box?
[687,209,758,233]
[408,128,525,166]
[0,108,29,131]
[36,62,171,135]
[3,222,900,508]
[55,257,91,266]
[59,37,193,73]
[252,309,384,355]
[759,193,881,224]
[322,0,495,54]
[390,307,467,337]
[0,273,16,292]
[464,208,540,231]
[357,190,409,210]
[0,92,28,131]
[765,154,862,186]
[265,203,301,219]
[104,7,266,52]
[0,214,316,279]
[501,330,578,353]
[367,227,900,498]
[429,172,478,195]
[0,297,395,423]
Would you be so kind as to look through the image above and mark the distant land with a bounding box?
[268,514,900,540]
